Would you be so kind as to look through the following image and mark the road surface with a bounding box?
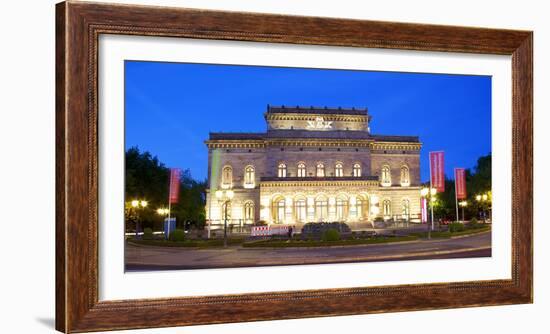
[125,231,491,271]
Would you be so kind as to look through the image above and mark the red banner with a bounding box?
[169,168,181,204]
[454,168,467,200]
[429,151,445,193]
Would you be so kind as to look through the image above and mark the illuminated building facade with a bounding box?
[205,106,422,228]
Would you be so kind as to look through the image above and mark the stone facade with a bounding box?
[205,106,422,229]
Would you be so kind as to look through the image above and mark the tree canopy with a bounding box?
[125,146,206,231]
[430,154,491,221]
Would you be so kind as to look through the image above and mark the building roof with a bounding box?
[266,105,369,116]
[369,134,420,143]
[208,131,419,143]
[370,134,420,143]
[208,132,265,140]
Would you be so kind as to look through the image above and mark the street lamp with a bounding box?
[215,189,234,248]
[476,192,490,223]
[157,208,169,215]
[130,199,148,238]
[420,187,437,239]
[157,207,170,239]
[458,200,468,223]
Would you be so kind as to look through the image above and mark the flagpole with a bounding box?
[454,169,459,223]
[429,155,434,235]
[168,200,172,235]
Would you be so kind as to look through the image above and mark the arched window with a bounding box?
[276,199,286,223]
[353,163,362,177]
[221,166,232,188]
[336,197,348,220]
[383,199,391,217]
[402,199,410,219]
[335,163,344,177]
[315,196,328,221]
[295,198,307,222]
[381,165,391,186]
[278,163,287,178]
[244,201,254,222]
[297,163,306,178]
[244,165,255,186]
[316,163,325,177]
[400,165,410,186]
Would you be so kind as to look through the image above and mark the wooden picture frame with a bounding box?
[56,1,533,332]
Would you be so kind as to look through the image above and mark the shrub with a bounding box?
[468,218,484,229]
[301,222,351,237]
[255,220,267,226]
[449,222,465,233]
[351,231,357,239]
[374,217,384,222]
[322,228,340,242]
[143,228,153,240]
[169,229,185,242]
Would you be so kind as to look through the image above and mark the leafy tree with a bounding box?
[124,146,206,232]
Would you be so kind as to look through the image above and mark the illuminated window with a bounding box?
[400,165,410,186]
[244,201,254,222]
[244,165,255,186]
[383,199,391,217]
[402,199,410,219]
[297,163,306,178]
[336,198,348,220]
[295,199,307,222]
[221,166,232,188]
[355,198,363,218]
[381,165,391,186]
[276,199,286,223]
[315,197,328,221]
[278,163,287,178]
[316,163,325,177]
[353,163,361,177]
[335,163,343,177]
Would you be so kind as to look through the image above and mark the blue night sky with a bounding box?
[125,61,491,182]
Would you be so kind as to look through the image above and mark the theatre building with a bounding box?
[204,105,422,229]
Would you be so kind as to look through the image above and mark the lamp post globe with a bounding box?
[420,187,429,197]
[130,199,147,238]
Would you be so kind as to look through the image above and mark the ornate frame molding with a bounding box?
[56,1,532,332]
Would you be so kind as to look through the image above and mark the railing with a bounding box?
[206,219,255,234]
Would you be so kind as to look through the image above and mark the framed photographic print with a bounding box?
[56,1,533,332]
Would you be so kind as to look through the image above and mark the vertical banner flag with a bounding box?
[429,151,445,192]
[454,168,467,200]
[169,168,181,204]
[421,198,428,223]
